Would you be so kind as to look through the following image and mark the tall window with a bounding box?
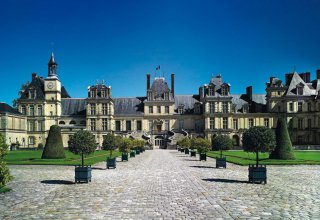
[178,106,184,114]
[165,106,169,114]
[308,119,312,129]
[264,118,269,128]
[165,120,170,131]
[233,119,238,130]
[308,102,311,111]
[289,102,294,112]
[29,90,35,99]
[28,121,35,131]
[102,103,107,115]
[157,106,161,114]
[298,102,303,112]
[21,105,26,115]
[102,118,108,131]
[208,88,214,96]
[148,120,153,131]
[101,90,106,98]
[249,119,254,128]
[37,105,42,116]
[221,87,227,96]
[222,102,228,113]
[28,136,35,145]
[297,86,303,95]
[90,119,96,131]
[298,118,303,129]
[209,102,215,113]
[136,120,142,131]
[126,120,131,131]
[90,103,96,115]
[90,90,96,98]
[29,105,34,116]
[223,117,228,129]
[38,121,43,131]
[210,117,215,129]
[149,106,153,114]
[115,120,121,131]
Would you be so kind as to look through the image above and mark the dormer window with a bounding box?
[178,105,184,114]
[90,90,96,98]
[194,103,201,114]
[29,90,36,99]
[297,86,303,95]
[101,90,106,98]
[21,105,26,115]
[208,88,214,96]
[164,92,169,100]
[221,87,228,96]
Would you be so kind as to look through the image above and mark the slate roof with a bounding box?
[285,72,316,96]
[150,77,171,99]
[114,97,144,115]
[19,76,45,100]
[0,103,23,115]
[61,86,71,98]
[174,95,200,109]
[231,94,266,113]
[61,98,86,116]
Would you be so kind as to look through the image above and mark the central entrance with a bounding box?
[154,136,165,149]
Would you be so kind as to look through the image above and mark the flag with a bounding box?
[156,65,160,71]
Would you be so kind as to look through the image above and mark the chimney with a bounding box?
[246,86,252,101]
[199,86,203,99]
[269,76,275,84]
[285,73,293,86]
[32,73,37,80]
[317,69,320,80]
[305,72,310,83]
[171,73,175,97]
[147,74,150,90]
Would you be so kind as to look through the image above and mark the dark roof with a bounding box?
[0,103,22,115]
[114,97,144,115]
[61,86,71,98]
[61,98,86,116]
[150,78,171,99]
[174,95,200,110]
[286,72,316,96]
[19,76,45,100]
[48,52,57,65]
[231,94,266,113]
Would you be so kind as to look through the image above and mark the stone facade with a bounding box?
[2,54,319,148]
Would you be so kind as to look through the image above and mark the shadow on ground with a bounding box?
[202,178,248,184]
[92,167,106,170]
[41,180,75,185]
[184,159,201,162]
[176,155,189,157]
[190,165,215,169]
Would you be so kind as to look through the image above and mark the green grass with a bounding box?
[0,187,11,194]
[207,150,320,166]
[5,150,121,166]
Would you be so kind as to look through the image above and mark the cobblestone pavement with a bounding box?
[1,150,320,219]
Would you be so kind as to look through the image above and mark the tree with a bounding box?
[69,130,97,166]
[12,81,30,108]
[212,135,233,158]
[41,125,65,159]
[177,137,191,149]
[191,138,211,154]
[0,134,12,188]
[242,126,276,167]
[102,133,120,158]
[119,138,132,153]
[269,118,295,160]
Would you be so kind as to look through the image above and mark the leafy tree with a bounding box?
[119,138,132,153]
[69,130,97,166]
[41,125,65,159]
[212,135,233,158]
[269,118,295,160]
[177,137,191,149]
[102,133,120,158]
[191,138,211,154]
[12,81,30,108]
[242,126,276,167]
[0,134,12,188]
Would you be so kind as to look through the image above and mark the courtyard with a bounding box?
[1,149,319,219]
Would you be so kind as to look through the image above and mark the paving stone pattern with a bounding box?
[1,150,320,219]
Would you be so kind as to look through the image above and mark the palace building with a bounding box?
[1,53,320,149]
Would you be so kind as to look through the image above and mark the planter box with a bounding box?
[185,149,189,154]
[177,147,181,151]
[136,149,140,155]
[199,153,207,161]
[121,153,128,161]
[248,165,267,184]
[75,166,91,183]
[130,151,136,157]
[180,148,185,153]
[216,157,227,168]
[190,151,196,157]
[107,158,116,169]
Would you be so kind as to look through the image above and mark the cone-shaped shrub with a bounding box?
[269,118,295,160]
[41,125,65,159]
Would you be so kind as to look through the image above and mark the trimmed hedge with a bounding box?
[41,125,66,159]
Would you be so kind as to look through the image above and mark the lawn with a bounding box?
[207,150,320,165]
[5,150,121,166]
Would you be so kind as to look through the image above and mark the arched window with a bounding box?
[59,121,66,125]
[70,120,76,125]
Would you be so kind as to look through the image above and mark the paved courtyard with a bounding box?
[1,149,319,219]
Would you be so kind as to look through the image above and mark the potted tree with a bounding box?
[242,126,276,184]
[178,137,191,155]
[102,133,119,169]
[192,138,211,161]
[138,140,146,153]
[119,138,132,162]
[0,133,12,191]
[212,135,232,168]
[189,139,197,157]
[69,130,97,183]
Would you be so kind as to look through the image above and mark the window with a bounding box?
[233,119,238,130]
[90,103,96,115]
[136,120,142,131]
[209,102,215,113]
[277,91,281,96]
[223,117,228,129]
[59,121,65,125]
[38,121,43,131]
[308,102,311,111]
[208,88,214,96]
[249,119,254,128]
[102,118,108,131]
[165,106,169,114]
[29,90,35,99]
[29,105,34,116]
[37,105,42,116]
[178,105,184,114]
[222,102,228,113]
[289,102,294,112]
[308,119,312,129]
[28,121,35,131]
[90,119,96,131]
[298,102,303,112]
[221,87,227,96]
[298,118,303,129]
[179,120,184,130]
[297,86,303,95]
[21,105,26,115]
[164,92,169,100]
[157,106,161,114]
[148,120,153,131]
[264,118,269,128]
[210,117,215,129]
[101,90,106,98]
[28,136,35,145]
[126,120,131,131]
[102,103,107,115]
[115,120,121,131]
[165,120,170,131]
[90,90,96,98]
[149,106,153,114]
[70,120,76,125]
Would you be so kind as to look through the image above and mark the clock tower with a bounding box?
[44,53,62,130]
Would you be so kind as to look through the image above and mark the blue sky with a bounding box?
[1,0,320,104]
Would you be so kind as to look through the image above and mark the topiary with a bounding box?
[177,137,191,150]
[41,125,65,159]
[0,133,12,189]
[192,138,211,154]
[269,118,295,160]
[119,138,132,153]
[102,133,120,159]
[212,135,233,158]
